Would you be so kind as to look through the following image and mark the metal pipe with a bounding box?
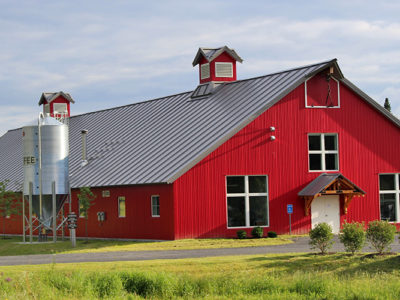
[81,129,88,165]
[29,182,33,243]
[22,193,25,243]
[38,113,43,220]
[61,206,64,241]
[52,181,56,243]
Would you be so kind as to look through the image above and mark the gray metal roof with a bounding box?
[1,58,396,191]
[192,46,243,66]
[38,91,75,106]
[298,173,365,196]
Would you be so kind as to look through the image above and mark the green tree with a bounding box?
[0,180,21,239]
[77,186,96,242]
[384,98,391,112]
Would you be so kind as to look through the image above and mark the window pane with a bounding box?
[227,176,245,193]
[227,197,245,227]
[380,175,395,190]
[152,196,160,216]
[325,154,338,170]
[324,135,337,150]
[380,193,396,222]
[308,135,321,150]
[249,176,267,193]
[119,198,126,217]
[250,196,268,226]
[309,154,322,170]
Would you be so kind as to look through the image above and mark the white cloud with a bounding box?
[0,1,400,135]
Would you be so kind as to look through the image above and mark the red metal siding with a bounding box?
[43,96,71,117]
[199,52,237,84]
[174,78,400,238]
[3,184,175,240]
[72,184,175,240]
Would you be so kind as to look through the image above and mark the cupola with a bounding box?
[192,46,243,85]
[38,91,74,121]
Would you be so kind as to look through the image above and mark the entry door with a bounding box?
[311,195,340,234]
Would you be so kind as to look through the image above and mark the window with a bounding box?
[79,201,84,218]
[53,103,68,114]
[379,174,400,222]
[200,63,210,80]
[226,175,269,228]
[44,104,50,115]
[118,197,126,218]
[308,134,338,171]
[102,190,110,198]
[215,62,233,78]
[151,195,160,217]
[305,73,340,108]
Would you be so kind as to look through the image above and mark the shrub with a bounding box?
[366,220,396,254]
[309,223,334,254]
[267,231,278,238]
[251,227,264,238]
[339,222,365,255]
[236,230,247,239]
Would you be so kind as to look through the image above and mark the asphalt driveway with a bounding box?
[0,236,399,266]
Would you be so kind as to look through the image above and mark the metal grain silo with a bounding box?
[22,114,69,229]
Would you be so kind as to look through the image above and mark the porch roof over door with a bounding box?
[298,173,365,215]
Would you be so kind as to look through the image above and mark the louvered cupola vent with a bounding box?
[192,46,243,86]
[215,62,233,78]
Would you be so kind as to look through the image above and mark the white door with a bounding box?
[311,195,340,234]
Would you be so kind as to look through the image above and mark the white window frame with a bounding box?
[118,196,126,218]
[226,175,269,228]
[151,195,160,217]
[53,103,68,114]
[308,133,339,172]
[44,104,50,115]
[79,201,85,218]
[379,173,400,223]
[305,76,340,108]
[215,62,233,78]
[200,63,210,80]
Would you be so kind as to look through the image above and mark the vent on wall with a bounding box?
[201,63,210,79]
[215,62,233,78]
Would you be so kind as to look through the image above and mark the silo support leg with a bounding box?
[22,194,25,243]
[29,182,33,243]
[52,182,56,243]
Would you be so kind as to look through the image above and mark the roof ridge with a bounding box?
[69,90,193,119]
[71,59,335,119]
[225,58,336,86]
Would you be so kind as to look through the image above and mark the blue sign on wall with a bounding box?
[287,204,293,214]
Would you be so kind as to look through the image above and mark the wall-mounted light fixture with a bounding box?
[270,136,276,141]
[270,126,275,132]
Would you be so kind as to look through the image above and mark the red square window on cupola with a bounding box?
[305,69,340,108]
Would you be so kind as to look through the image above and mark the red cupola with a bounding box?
[192,46,243,84]
[38,92,75,120]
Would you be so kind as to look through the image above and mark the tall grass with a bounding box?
[2,266,400,299]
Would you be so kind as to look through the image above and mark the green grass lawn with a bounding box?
[0,253,400,299]
[0,235,293,256]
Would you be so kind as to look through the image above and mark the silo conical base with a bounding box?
[24,194,68,229]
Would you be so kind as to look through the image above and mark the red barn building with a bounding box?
[1,46,400,239]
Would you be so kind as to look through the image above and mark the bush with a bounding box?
[236,230,247,239]
[366,220,396,254]
[267,231,278,238]
[339,222,365,255]
[251,227,264,238]
[309,223,334,254]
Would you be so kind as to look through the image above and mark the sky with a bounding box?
[1,0,400,136]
